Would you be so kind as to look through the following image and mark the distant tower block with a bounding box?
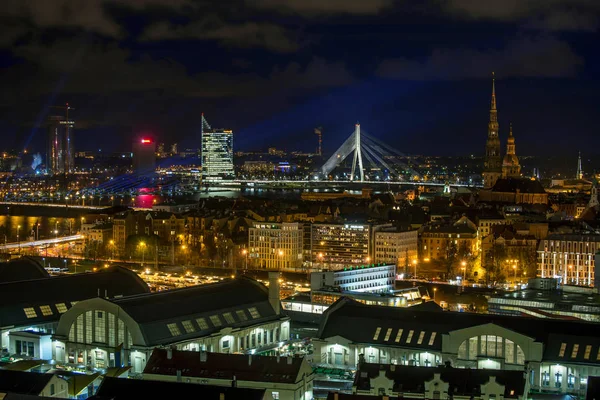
[314,127,323,156]
[577,151,583,180]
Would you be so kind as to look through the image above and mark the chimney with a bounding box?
[268,272,281,314]
[334,393,339,400]
[287,355,292,365]
[248,354,252,366]
[277,353,280,363]
[219,393,225,400]
[167,348,173,360]
[200,350,207,362]
[232,375,237,388]
[105,289,108,298]
[176,369,181,382]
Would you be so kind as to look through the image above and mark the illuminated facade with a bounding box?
[502,124,521,178]
[47,115,75,174]
[373,226,418,270]
[201,115,234,182]
[483,73,502,189]
[248,222,303,270]
[537,234,600,286]
[311,223,370,270]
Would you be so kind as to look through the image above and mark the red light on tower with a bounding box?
[141,138,152,144]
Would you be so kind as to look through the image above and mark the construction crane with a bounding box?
[51,103,74,121]
[314,126,323,156]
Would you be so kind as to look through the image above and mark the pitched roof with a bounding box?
[317,298,600,362]
[144,349,307,384]
[0,266,149,329]
[491,178,546,194]
[355,363,526,397]
[109,277,283,346]
[0,257,49,283]
[0,370,55,394]
[92,376,265,400]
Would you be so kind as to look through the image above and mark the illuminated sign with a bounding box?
[141,139,152,144]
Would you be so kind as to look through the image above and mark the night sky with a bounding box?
[0,0,598,157]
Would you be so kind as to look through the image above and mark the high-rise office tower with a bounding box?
[132,138,156,175]
[201,114,234,182]
[47,114,75,174]
[483,72,502,188]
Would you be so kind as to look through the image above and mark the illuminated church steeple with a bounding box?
[502,123,521,178]
[483,72,502,188]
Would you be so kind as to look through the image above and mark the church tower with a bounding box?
[576,152,583,180]
[502,123,521,178]
[483,72,502,188]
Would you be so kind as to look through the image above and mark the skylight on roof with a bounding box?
[56,303,68,314]
[571,344,579,358]
[558,343,567,357]
[373,327,381,340]
[167,323,181,336]
[23,307,37,319]
[584,345,592,360]
[223,312,235,324]
[40,305,53,316]
[210,315,222,327]
[182,320,195,334]
[406,330,414,344]
[236,310,248,321]
[196,318,209,330]
[429,332,437,346]
[248,307,260,319]
[384,328,392,341]
[417,331,425,345]
[395,329,403,343]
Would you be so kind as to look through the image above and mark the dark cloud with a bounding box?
[140,18,299,53]
[442,0,600,31]
[376,36,584,80]
[248,0,393,15]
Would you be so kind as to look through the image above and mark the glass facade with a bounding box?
[201,129,234,181]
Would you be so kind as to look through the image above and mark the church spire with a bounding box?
[577,151,583,180]
[491,72,497,111]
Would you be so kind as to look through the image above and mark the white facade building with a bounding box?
[249,222,304,270]
[310,264,396,293]
[537,234,600,285]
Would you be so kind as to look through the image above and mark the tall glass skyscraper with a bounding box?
[47,115,75,174]
[201,114,234,182]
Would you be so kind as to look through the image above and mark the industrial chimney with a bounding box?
[268,271,281,314]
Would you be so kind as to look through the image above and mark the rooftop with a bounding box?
[0,257,49,283]
[144,348,308,384]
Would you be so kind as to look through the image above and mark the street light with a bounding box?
[139,241,147,266]
[461,260,467,286]
[278,249,284,270]
[241,249,248,272]
[412,259,417,278]
[109,240,115,260]
[433,287,437,303]
[17,225,21,254]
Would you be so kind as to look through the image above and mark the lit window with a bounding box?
[559,343,567,357]
[210,315,222,327]
[23,307,37,318]
[56,303,68,313]
[196,318,209,330]
[571,344,579,358]
[167,323,181,336]
[406,330,414,343]
[182,320,195,334]
[395,329,403,343]
[384,328,392,341]
[40,305,53,316]
[223,312,235,324]
[248,307,261,319]
[429,332,437,346]
[584,345,592,360]
[373,327,382,340]
[236,310,248,321]
[417,331,425,345]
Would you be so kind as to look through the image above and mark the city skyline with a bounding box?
[0,1,598,156]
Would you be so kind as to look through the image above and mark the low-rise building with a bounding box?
[0,370,68,398]
[353,362,528,399]
[313,297,600,396]
[52,275,290,374]
[143,348,314,400]
[420,217,479,261]
[310,264,396,293]
[373,226,418,271]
